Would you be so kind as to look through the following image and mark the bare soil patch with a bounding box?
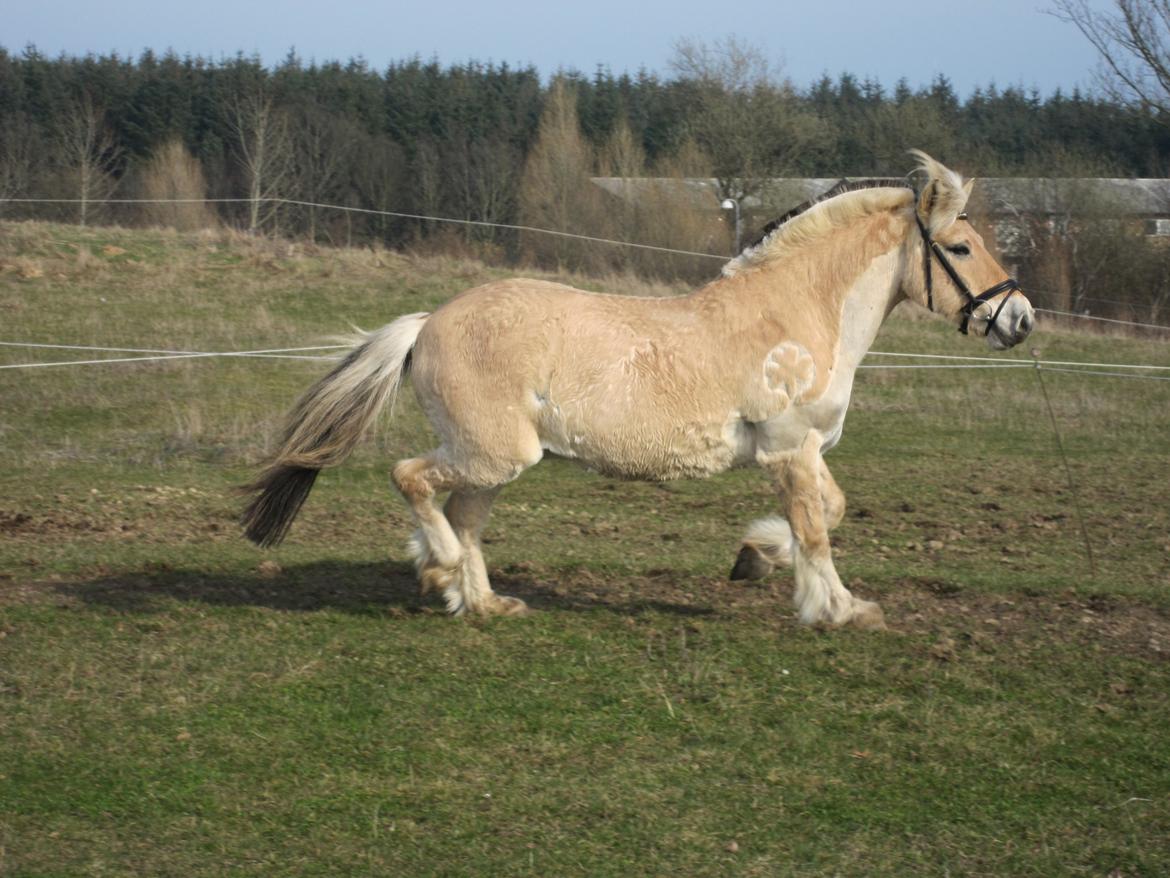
[5,561,1168,665]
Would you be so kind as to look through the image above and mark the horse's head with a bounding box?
[903,151,1035,350]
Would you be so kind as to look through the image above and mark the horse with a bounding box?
[241,151,1035,629]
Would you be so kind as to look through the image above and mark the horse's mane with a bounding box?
[722,179,915,278]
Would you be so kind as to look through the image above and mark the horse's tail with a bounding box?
[241,312,430,548]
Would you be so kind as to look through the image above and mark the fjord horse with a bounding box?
[242,152,1034,629]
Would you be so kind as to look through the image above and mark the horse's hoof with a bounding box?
[418,562,459,597]
[849,599,887,631]
[490,595,531,617]
[730,545,773,581]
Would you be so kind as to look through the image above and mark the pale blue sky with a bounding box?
[5,0,1113,96]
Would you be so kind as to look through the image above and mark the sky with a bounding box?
[4,0,1115,97]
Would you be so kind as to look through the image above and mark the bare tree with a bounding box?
[456,137,520,244]
[412,138,445,238]
[860,100,958,173]
[55,94,122,226]
[669,36,826,202]
[1049,1,1170,321]
[0,113,35,214]
[598,117,646,180]
[595,119,646,262]
[671,35,777,94]
[517,78,605,269]
[1057,184,1170,321]
[630,150,726,281]
[137,139,216,231]
[352,133,406,243]
[227,87,292,234]
[289,103,356,241]
[1052,0,1170,112]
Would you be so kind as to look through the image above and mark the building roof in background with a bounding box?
[973,178,1170,217]
[591,177,1170,218]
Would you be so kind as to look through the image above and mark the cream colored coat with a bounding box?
[242,153,1035,628]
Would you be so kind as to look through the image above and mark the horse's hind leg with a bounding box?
[393,455,465,609]
[445,488,528,616]
[392,455,527,617]
[730,458,843,581]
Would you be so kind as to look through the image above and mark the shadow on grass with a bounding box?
[54,559,717,618]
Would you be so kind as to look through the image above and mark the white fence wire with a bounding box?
[0,341,346,370]
[1033,307,1170,333]
[3,195,1170,376]
[2,195,730,262]
[3,339,1169,381]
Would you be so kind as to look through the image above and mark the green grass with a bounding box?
[2,221,1169,876]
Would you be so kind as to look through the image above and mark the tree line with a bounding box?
[2,42,1169,300]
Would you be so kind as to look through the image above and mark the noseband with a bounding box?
[915,212,1021,336]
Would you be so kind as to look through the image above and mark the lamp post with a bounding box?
[721,197,741,255]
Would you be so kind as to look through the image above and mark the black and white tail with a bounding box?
[240,312,429,547]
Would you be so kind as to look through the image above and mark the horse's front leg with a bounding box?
[730,453,843,580]
[756,431,885,630]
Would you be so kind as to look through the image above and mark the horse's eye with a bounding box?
[947,244,971,256]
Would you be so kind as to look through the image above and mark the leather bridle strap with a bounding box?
[916,211,1022,336]
[916,212,935,314]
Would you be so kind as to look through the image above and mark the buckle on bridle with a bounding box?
[957,278,1022,336]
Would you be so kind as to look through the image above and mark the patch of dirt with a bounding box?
[0,488,245,545]
[0,511,35,533]
[0,508,114,536]
[889,577,1170,662]
[3,550,1168,663]
[490,566,1170,661]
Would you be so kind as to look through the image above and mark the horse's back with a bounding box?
[407,278,742,481]
[414,277,696,391]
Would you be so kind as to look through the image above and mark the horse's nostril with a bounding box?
[1019,312,1034,336]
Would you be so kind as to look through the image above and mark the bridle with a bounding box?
[914,210,1022,336]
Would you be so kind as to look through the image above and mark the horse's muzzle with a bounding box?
[987,296,1035,349]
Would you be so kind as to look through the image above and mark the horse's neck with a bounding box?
[704,212,907,370]
[834,249,906,372]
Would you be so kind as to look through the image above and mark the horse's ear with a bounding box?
[910,149,970,233]
[916,180,937,226]
[915,178,965,232]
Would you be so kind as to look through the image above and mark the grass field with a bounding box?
[2,221,1169,876]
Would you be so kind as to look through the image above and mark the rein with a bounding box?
[914,210,1021,336]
